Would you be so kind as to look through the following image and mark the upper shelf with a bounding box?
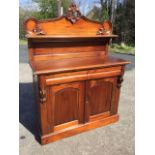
[26,34,118,39]
[25,3,115,38]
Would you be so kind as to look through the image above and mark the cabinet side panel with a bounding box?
[38,76,51,135]
[32,75,41,135]
[27,41,33,62]
[32,40,108,61]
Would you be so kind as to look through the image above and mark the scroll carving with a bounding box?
[97,21,112,35]
[32,23,46,35]
[66,3,81,24]
[39,87,47,103]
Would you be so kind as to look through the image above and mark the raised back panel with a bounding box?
[49,81,85,130]
[31,39,108,61]
[25,16,101,36]
[54,87,78,126]
[89,82,113,115]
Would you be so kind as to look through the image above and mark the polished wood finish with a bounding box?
[86,78,115,121]
[25,3,129,145]
[49,82,85,128]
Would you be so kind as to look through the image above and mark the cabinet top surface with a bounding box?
[30,56,130,75]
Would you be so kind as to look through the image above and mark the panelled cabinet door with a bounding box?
[85,77,118,122]
[47,82,85,133]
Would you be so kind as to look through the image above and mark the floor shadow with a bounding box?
[19,82,39,141]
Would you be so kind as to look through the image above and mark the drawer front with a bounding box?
[45,66,123,85]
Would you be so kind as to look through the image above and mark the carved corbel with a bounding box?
[117,76,124,88]
[39,87,47,103]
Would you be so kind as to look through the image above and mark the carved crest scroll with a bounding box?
[32,23,46,35]
[97,21,112,35]
[25,18,46,35]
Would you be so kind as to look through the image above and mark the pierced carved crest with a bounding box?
[32,23,46,35]
[66,3,81,24]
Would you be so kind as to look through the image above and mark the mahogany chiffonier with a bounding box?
[24,3,130,145]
